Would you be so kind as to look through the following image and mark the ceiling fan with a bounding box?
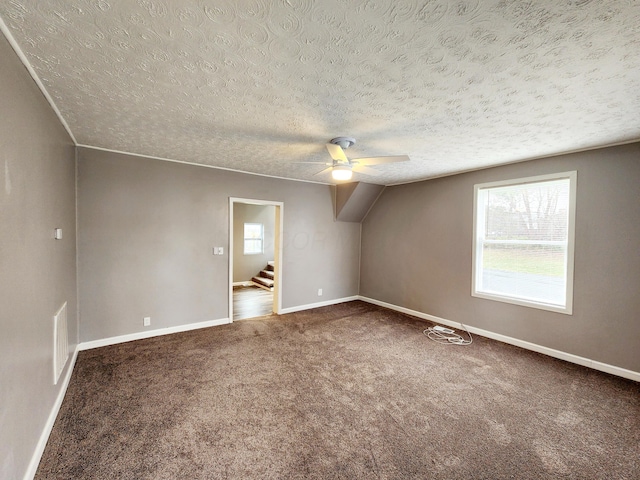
[304,137,410,181]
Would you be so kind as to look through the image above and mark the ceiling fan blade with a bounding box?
[352,155,410,166]
[314,166,334,176]
[295,161,333,165]
[326,143,349,163]
[352,164,381,176]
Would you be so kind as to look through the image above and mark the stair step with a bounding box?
[266,261,275,271]
[260,270,274,280]
[252,276,274,289]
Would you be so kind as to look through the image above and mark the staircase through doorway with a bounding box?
[252,261,275,290]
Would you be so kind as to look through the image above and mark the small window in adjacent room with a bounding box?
[243,223,264,255]
[472,171,577,314]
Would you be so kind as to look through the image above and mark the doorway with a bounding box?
[229,197,283,321]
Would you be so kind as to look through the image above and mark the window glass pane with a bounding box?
[244,239,262,254]
[474,173,575,313]
[244,223,262,239]
[481,244,566,305]
[484,179,570,243]
[243,223,263,254]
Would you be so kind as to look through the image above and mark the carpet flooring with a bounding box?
[36,301,639,479]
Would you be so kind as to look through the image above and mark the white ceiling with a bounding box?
[1,1,639,185]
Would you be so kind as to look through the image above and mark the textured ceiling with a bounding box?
[1,0,639,185]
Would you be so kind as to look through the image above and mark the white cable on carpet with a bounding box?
[423,324,472,345]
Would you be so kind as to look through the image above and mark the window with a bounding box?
[243,223,263,255]
[472,171,577,314]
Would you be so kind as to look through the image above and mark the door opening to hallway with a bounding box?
[229,198,283,321]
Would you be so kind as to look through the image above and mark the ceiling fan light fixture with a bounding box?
[332,165,353,181]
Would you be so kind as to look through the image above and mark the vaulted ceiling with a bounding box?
[1,1,639,185]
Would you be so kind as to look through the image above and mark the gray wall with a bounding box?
[233,203,275,283]
[0,34,77,479]
[77,148,360,342]
[361,143,640,372]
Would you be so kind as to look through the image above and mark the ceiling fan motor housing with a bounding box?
[330,137,356,150]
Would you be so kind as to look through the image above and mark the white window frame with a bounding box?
[472,171,577,315]
[243,223,264,255]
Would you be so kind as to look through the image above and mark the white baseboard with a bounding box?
[24,346,79,480]
[78,318,231,351]
[279,296,360,315]
[358,296,640,383]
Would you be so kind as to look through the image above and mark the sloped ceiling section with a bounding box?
[0,0,639,185]
[335,182,385,223]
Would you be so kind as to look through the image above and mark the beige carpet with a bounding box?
[36,301,639,479]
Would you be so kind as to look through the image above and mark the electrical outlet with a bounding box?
[143,316,151,327]
[318,288,323,296]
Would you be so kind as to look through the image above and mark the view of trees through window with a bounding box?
[484,179,569,277]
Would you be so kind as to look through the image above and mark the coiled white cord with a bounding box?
[423,324,473,345]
